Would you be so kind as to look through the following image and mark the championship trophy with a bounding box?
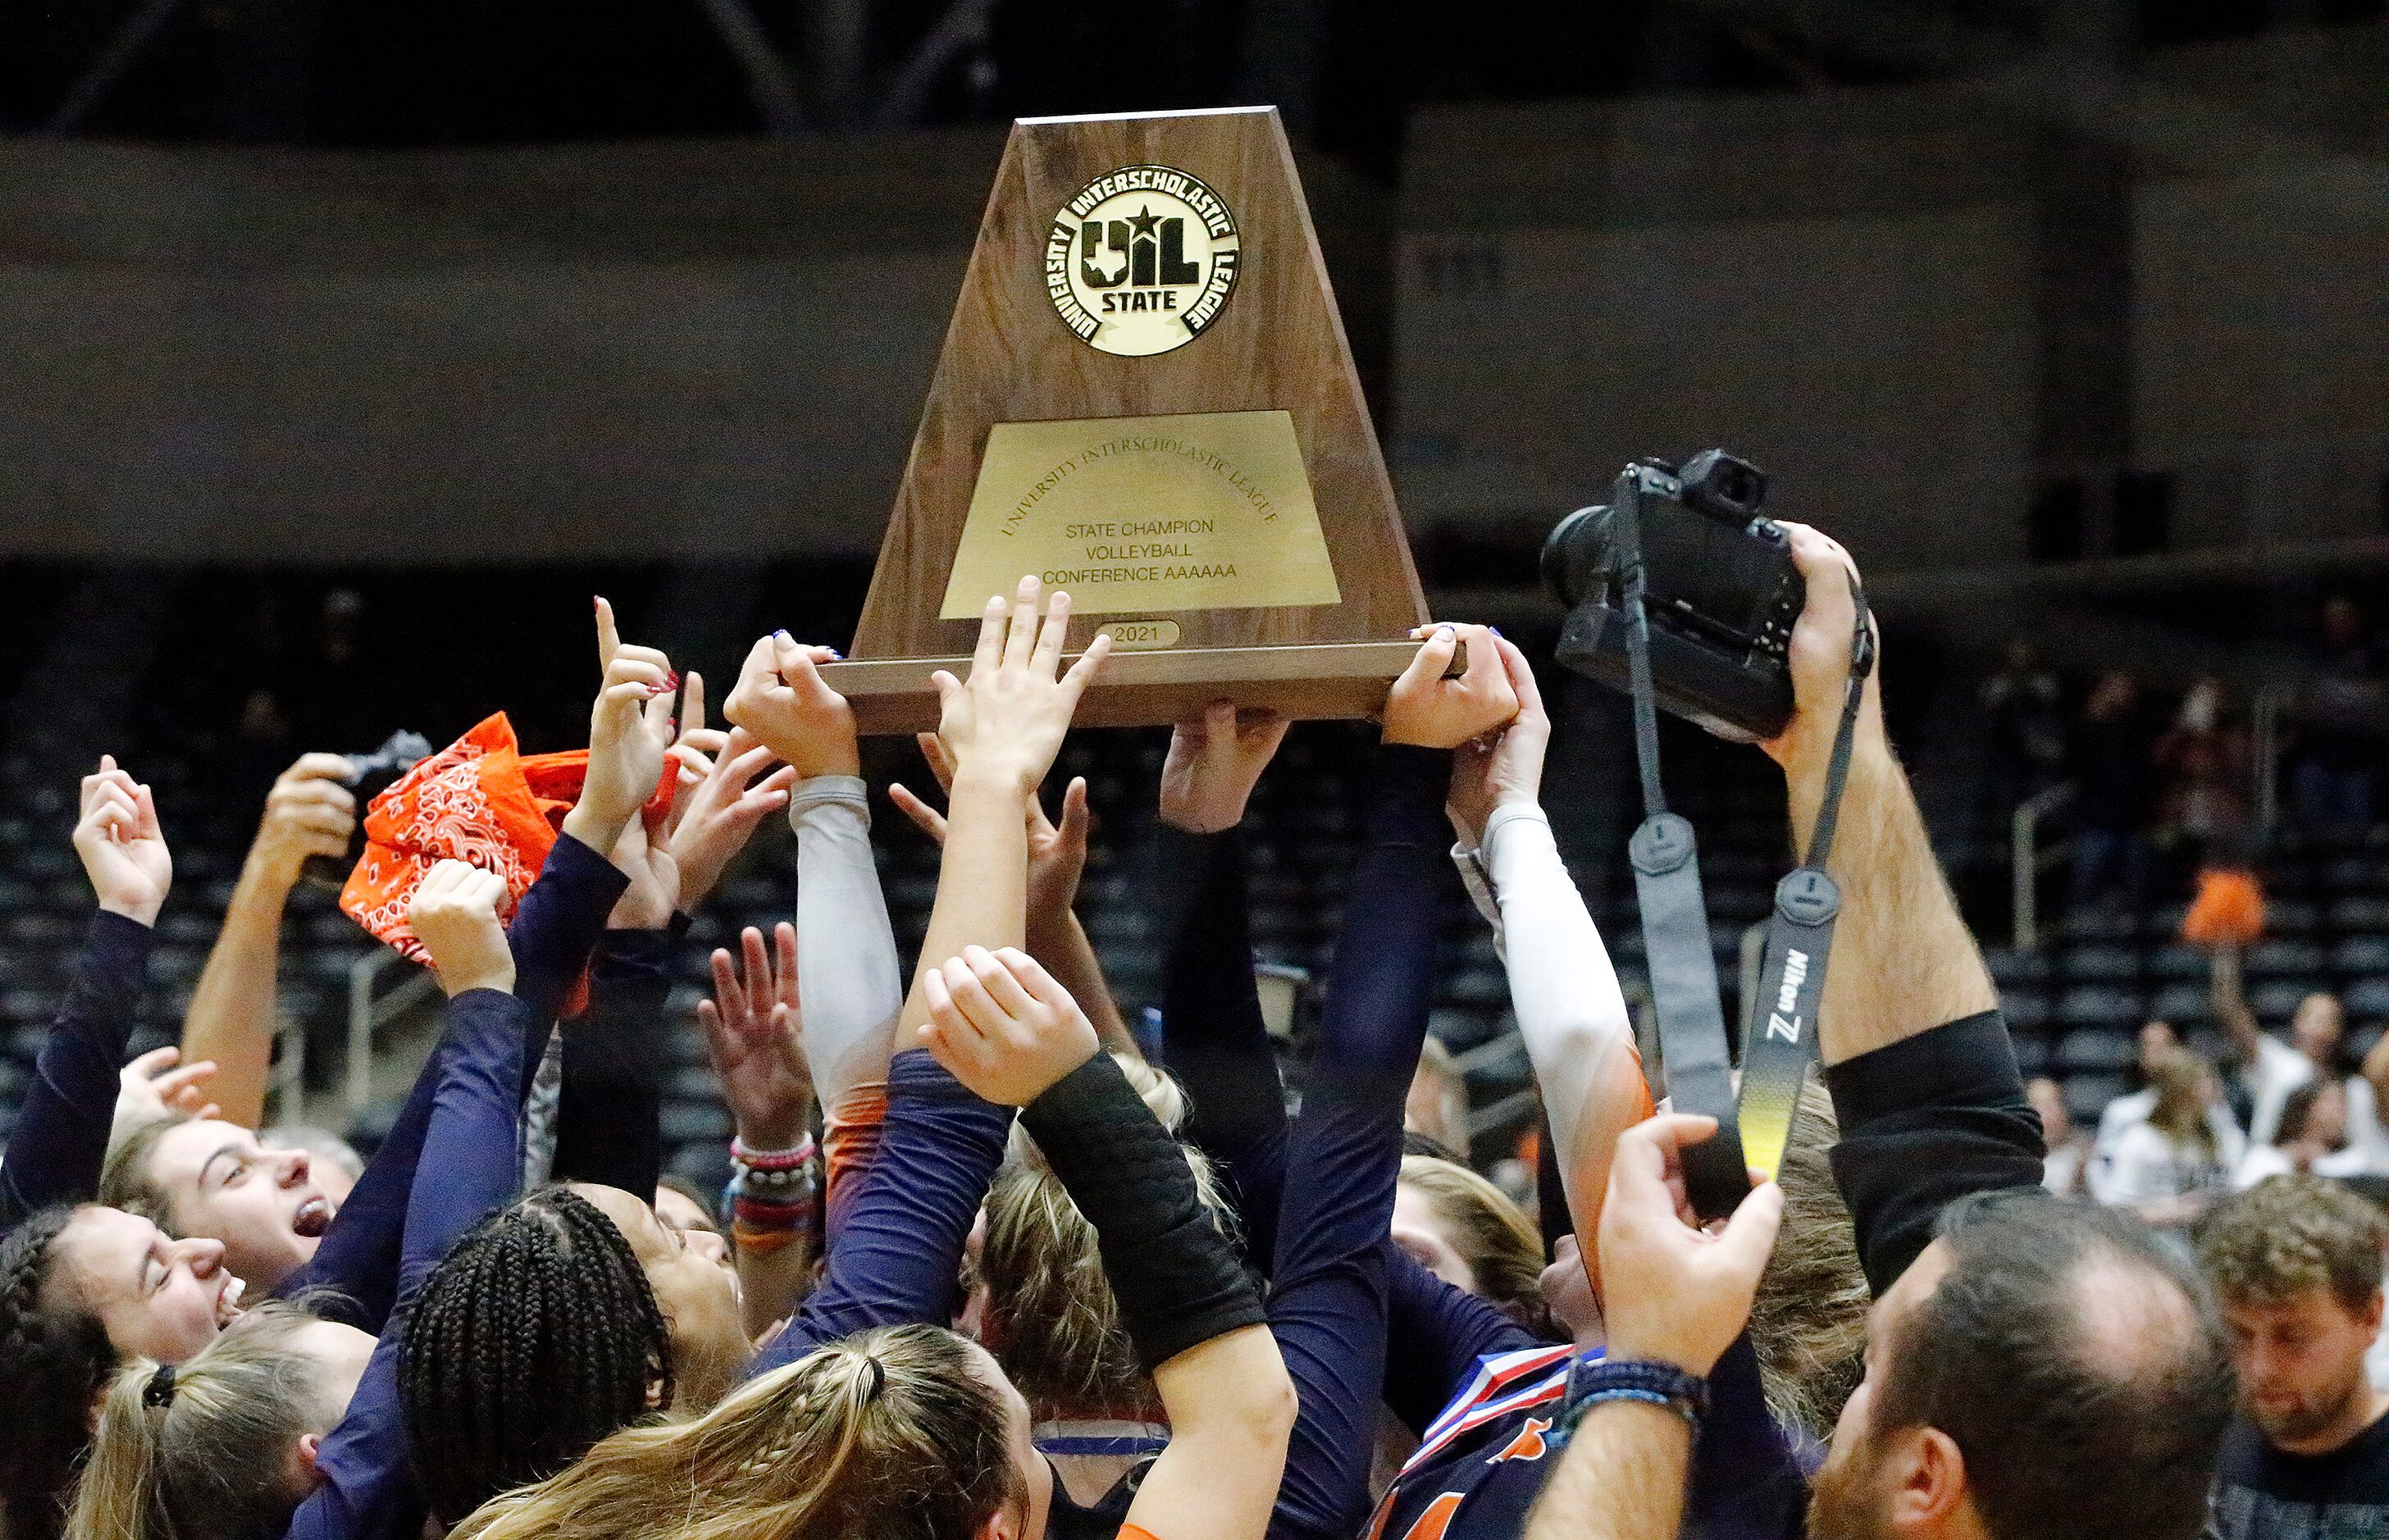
[821,105,1431,731]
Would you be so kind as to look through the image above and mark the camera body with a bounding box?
[1543,449,1805,742]
[299,730,433,891]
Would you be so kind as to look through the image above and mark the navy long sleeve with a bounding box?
[550,927,672,1198]
[1267,744,1455,1540]
[750,1048,1012,1374]
[272,1040,442,1331]
[1153,823,1290,1274]
[277,836,627,1328]
[285,987,530,1540]
[505,832,628,1045]
[0,911,152,1233]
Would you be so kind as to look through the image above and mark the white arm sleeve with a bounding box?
[1477,803,1636,1214]
[791,776,903,1118]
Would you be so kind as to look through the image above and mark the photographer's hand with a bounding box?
[1597,1114,1780,1376]
[182,751,352,1130]
[1753,523,1994,1065]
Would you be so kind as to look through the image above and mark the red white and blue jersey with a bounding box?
[1365,1343,1590,1540]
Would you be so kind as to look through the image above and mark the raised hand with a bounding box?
[695,923,814,1150]
[1758,522,1884,781]
[1159,700,1289,834]
[111,1046,221,1149]
[919,945,1101,1107]
[889,731,1091,919]
[669,727,798,912]
[605,814,681,931]
[571,596,677,853]
[244,753,358,892]
[1381,623,1519,749]
[408,859,517,997]
[932,576,1110,797]
[1596,1114,1782,1377]
[1445,633,1550,849]
[663,671,732,801]
[75,755,172,926]
[722,633,858,781]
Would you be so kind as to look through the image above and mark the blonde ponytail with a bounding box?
[454,1325,1023,1540]
[65,1305,332,1540]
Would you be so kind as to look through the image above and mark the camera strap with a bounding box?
[1618,510,1873,1220]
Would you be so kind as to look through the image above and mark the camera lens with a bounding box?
[1541,505,1614,609]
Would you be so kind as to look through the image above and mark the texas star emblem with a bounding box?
[1044,164,1242,357]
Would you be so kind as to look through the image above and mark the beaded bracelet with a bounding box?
[731,1133,818,1172]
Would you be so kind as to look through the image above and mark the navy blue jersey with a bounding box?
[1367,1343,1581,1538]
[1370,1337,1812,1540]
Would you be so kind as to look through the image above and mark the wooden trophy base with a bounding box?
[821,640,1422,736]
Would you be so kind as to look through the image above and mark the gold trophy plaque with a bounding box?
[823,105,1429,732]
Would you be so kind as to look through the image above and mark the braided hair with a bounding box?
[0,1207,120,1540]
[401,1186,673,1526]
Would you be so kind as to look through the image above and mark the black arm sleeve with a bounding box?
[1823,1010,2048,1295]
[1019,1052,1266,1373]
[549,925,674,1197]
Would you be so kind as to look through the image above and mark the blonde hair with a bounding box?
[2146,1047,2218,1161]
[1747,1083,1870,1442]
[982,1055,1227,1419]
[1396,1155,1547,1324]
[66,1304,332,1540]
[451,1325,1024,1540]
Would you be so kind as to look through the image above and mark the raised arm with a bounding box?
[723,634,908,1168]
[179,754,357,1128]
[896,576,1109,1040]
[2,759,169,1228]
[1448,635,1650,1253]
[891,732,1136,1059]
[285,862,532,1540]
[1762,526,2034,1293]
[1152,702,1293,1268]
[698,923,822,1336]
[926,945,1293,1540]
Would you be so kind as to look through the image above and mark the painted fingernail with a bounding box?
[774,630,793,645]
[663,671,681,691]
[827,649,844,660]
[1490,626,1504,637]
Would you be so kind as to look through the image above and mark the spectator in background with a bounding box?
[2200,1175,2389,1538]
[2070,669,2154,910]
[2152,676,2251,868]
[2093,1019,2245,1180]
[1978,638,2068,824]
[2095,1046,2242,1228]
[2236,1078,2368,1188]
[2029,1075,2091,1196]
[2292,595,2384,835]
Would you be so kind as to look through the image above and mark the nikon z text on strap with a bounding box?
[1620,513,1875,1220]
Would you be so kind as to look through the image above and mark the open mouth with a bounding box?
[217,1274,246,1328]
[292,1196,333,1239]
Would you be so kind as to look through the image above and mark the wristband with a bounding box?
[1019,1054,1265,1373]
[732,1133,818,1172]
[1551,1358,1708,1447]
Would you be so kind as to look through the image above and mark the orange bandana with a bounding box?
[340,713,673,999]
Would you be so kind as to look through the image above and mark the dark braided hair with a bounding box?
[400,1187,673,1525]
[0,1207,120,1540]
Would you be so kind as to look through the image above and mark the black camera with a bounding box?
[299,730,434,891]
[1543,449,1805,741]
